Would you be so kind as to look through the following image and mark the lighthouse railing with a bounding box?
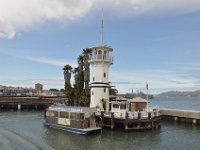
[89,55,113,62]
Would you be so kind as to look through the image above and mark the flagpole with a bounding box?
[146,82,149,111]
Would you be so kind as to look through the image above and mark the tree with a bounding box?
[79,95,89,106]
[63,64,73,98]
[77,55,84,88]
[73,66,84,105]
[49,88,59,92]
[82,48,92,97]
[110,88,118,96]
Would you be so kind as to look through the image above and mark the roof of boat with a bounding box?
[48,105,96,113]
[128,97,148,103]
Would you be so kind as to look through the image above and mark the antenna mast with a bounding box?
[100,8,104,45]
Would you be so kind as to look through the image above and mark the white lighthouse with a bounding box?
[89,45,113,111]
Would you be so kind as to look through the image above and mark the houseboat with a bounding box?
[110,97,159,119]
[99,97,160,130]
[44,105,101,135]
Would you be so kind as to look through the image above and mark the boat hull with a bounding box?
[44,122,101,135]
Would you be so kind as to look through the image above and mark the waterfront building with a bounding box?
[0,85,3,95]
[0,85,30,96]
[35,83,43,92]
[89,45,113,112]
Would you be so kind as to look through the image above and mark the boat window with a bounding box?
[120,104,126,110]
[135,103,146,111]
[80,113,84,120]
[60,111,69,118]
[70,112,76,120]
[53,111,58,117]
[113,104,119,108]
[129,103,136,112]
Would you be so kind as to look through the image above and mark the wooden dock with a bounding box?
[0,96,66,110]
[96,112,161,131]
[159,108,200,125]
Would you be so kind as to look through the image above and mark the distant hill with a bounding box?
[156,90,200,97]
[118,92,154,99]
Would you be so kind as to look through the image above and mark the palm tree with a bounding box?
[82,48,92,97]
[63,64,72,98]
[73,66,84,105]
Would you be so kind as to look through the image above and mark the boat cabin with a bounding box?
[127,97,149,119]
[128,97,148,112]
[110,101,127,118]
[110,97,150,119]
[45,105,101,134]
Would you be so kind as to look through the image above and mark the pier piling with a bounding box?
[18,104,21,110]
[111,112,114,129]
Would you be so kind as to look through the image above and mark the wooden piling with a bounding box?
[124,112,128,131]
[101,111,104,127]
[111,112,114,129]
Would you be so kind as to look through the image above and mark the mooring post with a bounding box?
[138,111,141,120]
[18,104,21,110]
[174,117,178,121]
[124,112,128,131]
[192,119,197,124]
[148,112,151,119]
[111,112,114,129]
[101,111,104,127]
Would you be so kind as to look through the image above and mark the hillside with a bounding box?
[157,90,200,97]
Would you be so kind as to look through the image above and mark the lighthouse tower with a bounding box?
[89,45,113,111]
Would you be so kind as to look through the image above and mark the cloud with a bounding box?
[0,0,93,39]
[1,0,200,39]
[25,56,77,68]
[97,0,200,17]
[110,69,200,94]
[1,50,77,67]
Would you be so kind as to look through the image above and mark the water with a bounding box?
[151,97,200,111]
[1,97,200,150]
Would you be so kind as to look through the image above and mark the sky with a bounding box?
[0,0,200,94]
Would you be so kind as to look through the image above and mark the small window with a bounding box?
[113,104,119,109]
[104,88,106,93]
[104,73,106,78]
[98,50,102,54]
[92,91,94,95]
[60,111,69,118]
[93,77,95,81]
[120,104,126,110]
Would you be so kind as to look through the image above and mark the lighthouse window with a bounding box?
[93,77,95,81]
[92,91,94,95]
[98,50,102,54]
[104,73,106,78]
[104,88,106,93]
[98,50,102,59]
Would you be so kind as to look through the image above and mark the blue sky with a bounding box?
[0,0,200,94]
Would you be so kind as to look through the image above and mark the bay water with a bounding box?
[0,97,200,150]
